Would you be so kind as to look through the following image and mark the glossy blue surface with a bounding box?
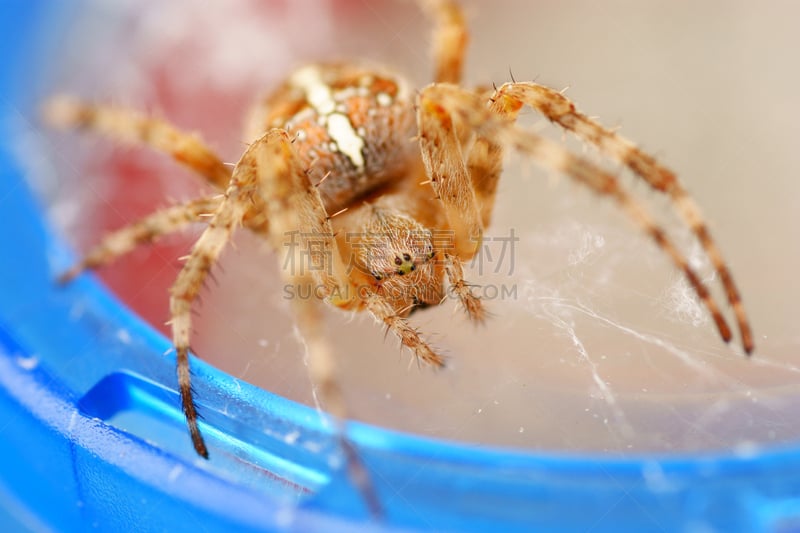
[1,2,799,531]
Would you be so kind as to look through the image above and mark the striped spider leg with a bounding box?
[43,97,273,279]
[486,82,753,353]
[417,83,750,354]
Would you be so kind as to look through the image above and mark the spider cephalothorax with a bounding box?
[46,0,753,516]
[346,208,443,310]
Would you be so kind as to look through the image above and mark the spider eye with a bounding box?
[372,272,383,281]
[394,252,415,275]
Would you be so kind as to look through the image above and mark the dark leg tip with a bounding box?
[192,435,209,459]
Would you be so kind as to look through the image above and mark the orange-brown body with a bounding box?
[250,63,449,314]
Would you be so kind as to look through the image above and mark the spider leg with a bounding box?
[290,292,383,518]
[443,252,485,323]
[418,0,468,84]
[168,134,270,458]
[44,96,272,236]
[419,83,735,348]
[415,90,489,322]
[59,196,222,283]
[253,130,383,517]
[43,95,231,190]
[255,130,348,293]
[465,94,514,227]
[365,291,446,367]
[416,92,483,259]
[488,81,753,353]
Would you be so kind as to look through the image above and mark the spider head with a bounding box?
[350,209,443,311]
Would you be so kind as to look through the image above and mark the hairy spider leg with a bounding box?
[254,130,386,516]
[418,83,734,346]
[416,94,488,322]
[44,97,277,279]
[443,252,485,323]
[419,0,468,84]
[43,96,232,189]
[490,81,753,353]
[58,196,222,282]
[168,133,271,459]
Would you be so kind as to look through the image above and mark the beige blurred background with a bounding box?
[40,0,800,454]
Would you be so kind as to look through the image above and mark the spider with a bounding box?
[45,0,753,516]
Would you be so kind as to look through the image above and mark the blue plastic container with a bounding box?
[2,3,800,531]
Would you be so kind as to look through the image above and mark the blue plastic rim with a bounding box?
[3,3,800,532]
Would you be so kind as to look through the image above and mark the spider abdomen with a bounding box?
[248,63,419,213]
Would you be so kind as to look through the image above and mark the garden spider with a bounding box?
[45,0,753,515]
